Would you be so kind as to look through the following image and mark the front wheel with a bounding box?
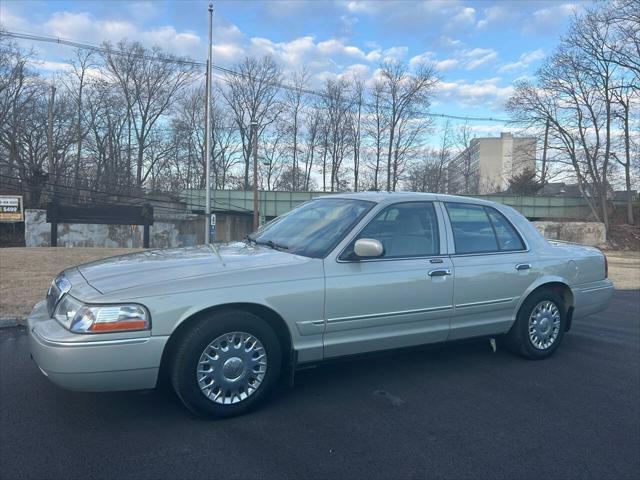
[505,290,566,359]
[170,310,282,418]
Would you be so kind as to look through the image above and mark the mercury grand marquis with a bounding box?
[28,193,614,417]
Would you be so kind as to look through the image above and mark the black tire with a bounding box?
[505,289,566,359]
[170,310,282,418]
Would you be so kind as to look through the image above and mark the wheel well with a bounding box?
[527,282,575,331]
[158,303,293,385]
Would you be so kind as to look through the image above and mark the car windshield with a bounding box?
[248,198,374,258]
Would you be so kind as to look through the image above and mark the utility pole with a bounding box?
[251,120,259,231]
[541,118,549,187]
[204,2,213,244]
[47,84,56,200]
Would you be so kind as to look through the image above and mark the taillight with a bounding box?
[603,252,608,278]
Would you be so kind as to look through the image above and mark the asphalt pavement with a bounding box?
[1,290,639,480]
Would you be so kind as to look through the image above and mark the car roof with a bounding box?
[315,191,498,207]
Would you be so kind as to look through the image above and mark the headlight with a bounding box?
[54,295,150,333]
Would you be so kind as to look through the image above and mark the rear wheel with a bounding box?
[170,310,282,418]
[506,290,566,359]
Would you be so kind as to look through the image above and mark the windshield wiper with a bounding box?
[244,234,256,245]
[254,239,290,251]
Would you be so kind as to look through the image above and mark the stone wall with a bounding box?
[25,209,205,248]
[532,221,607,247]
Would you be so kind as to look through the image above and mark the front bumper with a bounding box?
[28,300,168,392]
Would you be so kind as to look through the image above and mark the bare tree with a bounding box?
[380,61,439,191]
[320,78,353,191]
[507,3,639,232]
[363,80,387,191]
[405,121,452,193]
[259,120,288,191]
[283,68,309,191]
[301,105,321,191]
[611,83,637,224]
[62,49,95,195]
[219,56,283,190]
[450,122,478,195]
[101,40,196,188]
[350,78,364,191]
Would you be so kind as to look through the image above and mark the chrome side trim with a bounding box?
[32,327,150,348]
[455,297,516,309]
[328,305,453,324]
[577,285,613,294]
[294,319,325,336]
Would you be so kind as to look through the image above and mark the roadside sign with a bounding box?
[210,213,217,241]
[0,195,23,222]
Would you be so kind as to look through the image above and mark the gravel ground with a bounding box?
[0,247,638,319]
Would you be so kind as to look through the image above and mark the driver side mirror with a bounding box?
[354,238,384,258]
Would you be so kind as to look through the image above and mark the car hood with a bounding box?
[75,242,313,295]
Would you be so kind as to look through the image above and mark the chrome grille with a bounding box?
[46,275,71,317]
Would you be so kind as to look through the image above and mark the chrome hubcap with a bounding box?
[528,300,561,350]
[196,332,267,404]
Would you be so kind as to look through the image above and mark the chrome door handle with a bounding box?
[516,263,532,271]
[428,269,451,277]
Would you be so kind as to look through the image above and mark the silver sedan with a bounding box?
[28,193,613,417]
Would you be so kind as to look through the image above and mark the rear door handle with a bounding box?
[516,263,532,271]
[428,269,451,277]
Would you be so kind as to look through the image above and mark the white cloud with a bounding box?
[434,59,459,72]
[461,48,498,70]
[497,49,545,73]
[477,5,515,29]
[523,3,578,34]
[409,51,434,68]
[436,77,513,111]
[446,6,476,30]
[435,36,465,49]
[381,46,408,62]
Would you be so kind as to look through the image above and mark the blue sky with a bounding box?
[0,0,590,136]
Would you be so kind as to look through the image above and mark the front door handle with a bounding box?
[428,269,451,277]
[516,263,532,271]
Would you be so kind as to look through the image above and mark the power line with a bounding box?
[0,172,256,214]
[1,30,511,123]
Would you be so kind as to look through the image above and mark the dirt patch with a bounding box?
[0,247,141,318]
[603,250,640,291]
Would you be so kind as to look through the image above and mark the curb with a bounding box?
[0,317,27,328]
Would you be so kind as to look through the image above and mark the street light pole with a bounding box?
[251,120,259,231]
[204,2,213,244]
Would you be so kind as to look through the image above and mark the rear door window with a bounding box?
[445,202,525,254]
[445,203,497,254]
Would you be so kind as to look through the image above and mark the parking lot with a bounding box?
[1,290,638,480]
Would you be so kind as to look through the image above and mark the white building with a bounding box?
[447,132,536,195]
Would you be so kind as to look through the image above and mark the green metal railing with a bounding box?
[181,189,631,220]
